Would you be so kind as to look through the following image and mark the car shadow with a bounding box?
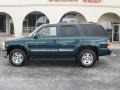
[27,60,80,68]
[26,59,107,68]
[4,58,108,68]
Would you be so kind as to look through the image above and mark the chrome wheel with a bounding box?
[11,52,24,65]
[81,52,94,66]
[9,49,27,66]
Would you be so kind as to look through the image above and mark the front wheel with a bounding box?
[77,49,97,68]
[9,49,27,66]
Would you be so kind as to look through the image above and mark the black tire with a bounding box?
[9,49,27,66]
[77,49,97,68]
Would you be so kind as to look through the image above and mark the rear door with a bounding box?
[58,24,81,58]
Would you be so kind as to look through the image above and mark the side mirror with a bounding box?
[34,34,38,39]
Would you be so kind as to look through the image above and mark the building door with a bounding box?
[112,24,120,42]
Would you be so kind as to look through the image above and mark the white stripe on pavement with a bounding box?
[111,53,117,56]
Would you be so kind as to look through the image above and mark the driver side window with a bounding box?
[37,26,57,38]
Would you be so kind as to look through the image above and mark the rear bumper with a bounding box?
[108,50,112,55]
[99,49,112,56]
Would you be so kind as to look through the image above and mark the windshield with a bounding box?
[29,24,46,37]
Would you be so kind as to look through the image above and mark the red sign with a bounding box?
[49,0,102,3]
[83,0,102,3]
[49,0,78,2]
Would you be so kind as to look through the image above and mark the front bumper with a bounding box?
[1,50,7,58]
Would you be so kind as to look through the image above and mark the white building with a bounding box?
[0,0,120,42]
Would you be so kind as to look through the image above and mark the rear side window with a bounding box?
[81,24,107,37]
[60,25,80,37]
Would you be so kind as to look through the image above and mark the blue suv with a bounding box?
[2,23,111,67]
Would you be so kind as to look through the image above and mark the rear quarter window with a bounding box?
[81,24,107,37]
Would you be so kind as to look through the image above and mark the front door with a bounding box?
[28,25,58,58]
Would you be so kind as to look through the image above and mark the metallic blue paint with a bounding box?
[3,23,111,59]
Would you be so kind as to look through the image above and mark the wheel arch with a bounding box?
[76,45,99,60]
[7,45,29,59]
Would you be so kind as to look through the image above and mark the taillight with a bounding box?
[107,40,111,49]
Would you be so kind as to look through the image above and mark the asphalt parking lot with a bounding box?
[0,49,120,90]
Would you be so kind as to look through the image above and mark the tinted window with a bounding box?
[81,24,107,37]
[37,26,57,38]
[60,25,80,37]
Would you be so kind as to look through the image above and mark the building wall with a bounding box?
[0,0,119,37]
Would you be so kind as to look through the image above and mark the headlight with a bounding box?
[1,41,6,50]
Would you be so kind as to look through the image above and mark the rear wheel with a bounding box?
[9,49,27,66]
[77,49,97,68]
